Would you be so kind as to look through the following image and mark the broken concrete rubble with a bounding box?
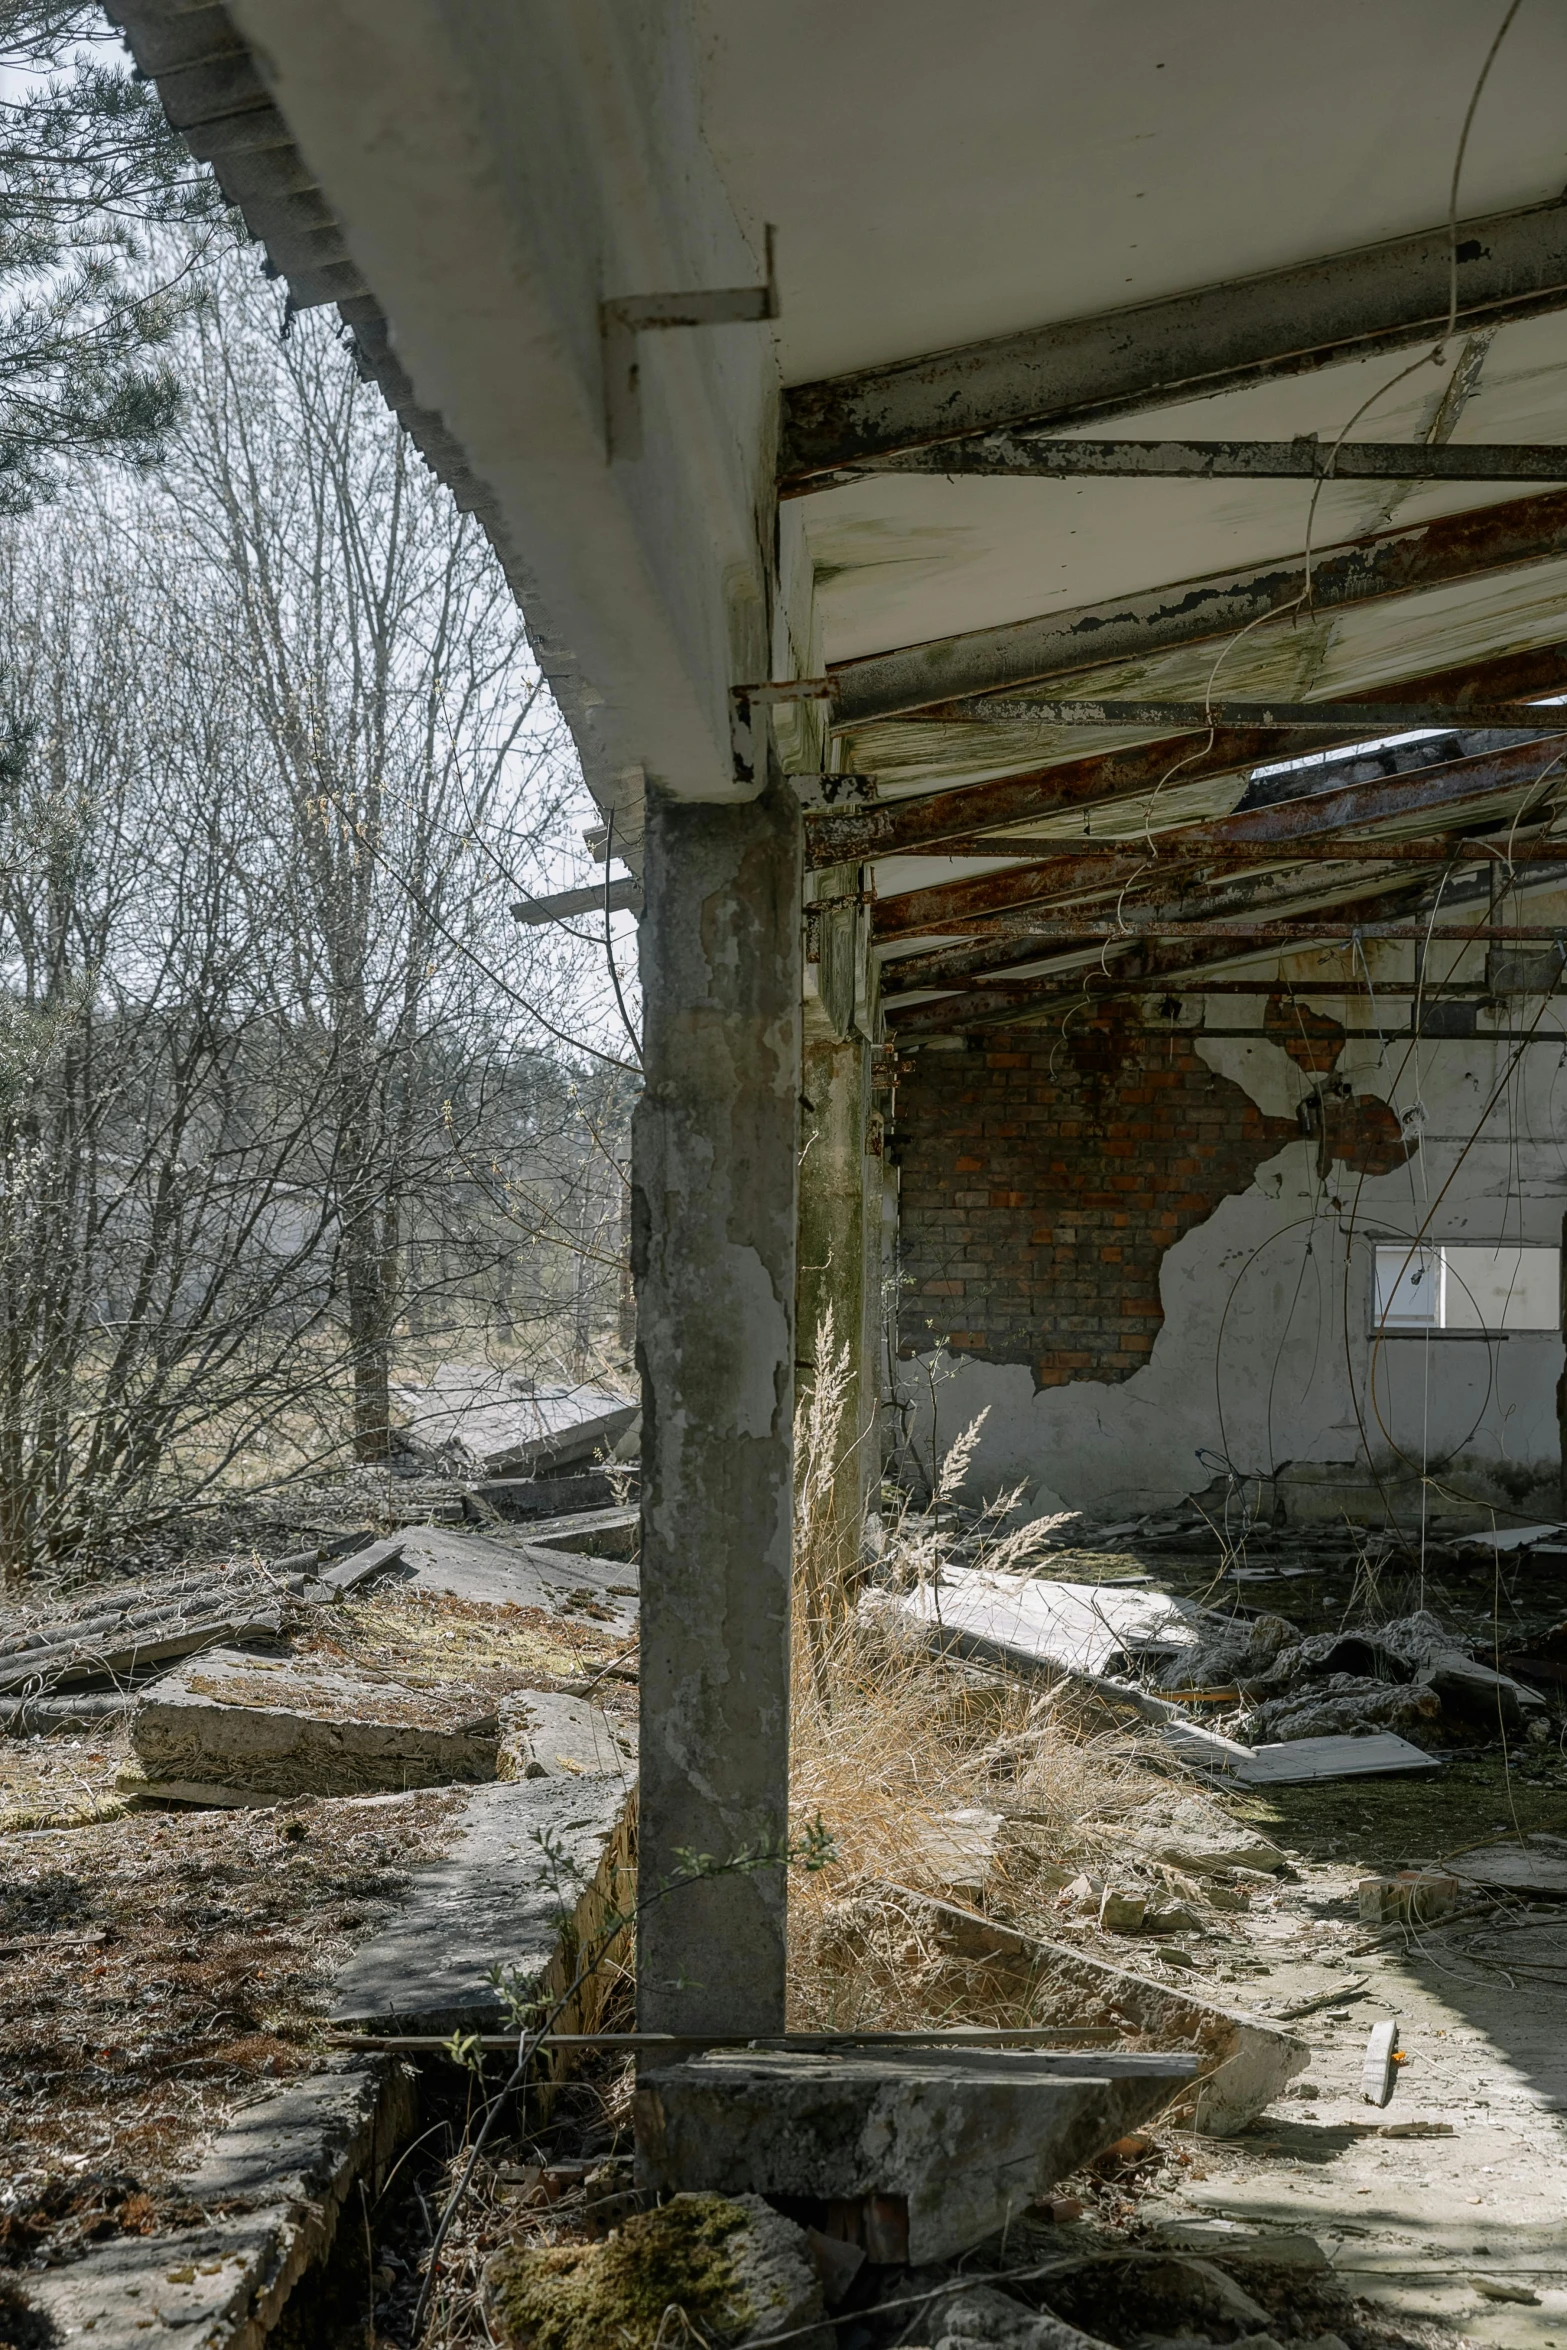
[120,1644,503,1803]
[16,2055,414,2350]
[1449,1833,1567,1895]
[392,1364,636,1477]
[927,2285,1108,2350]
[634,2045,1198,2264]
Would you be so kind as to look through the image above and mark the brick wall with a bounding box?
[894,1011,1302,1388]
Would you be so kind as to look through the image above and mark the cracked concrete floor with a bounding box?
[1143,1880,1567,2350]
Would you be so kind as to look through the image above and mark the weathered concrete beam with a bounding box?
[633,775,801,2038]
[837,436,1567,484]
[829,487,1567,727]
[805,639,1567,864]
[780,195,1567,487]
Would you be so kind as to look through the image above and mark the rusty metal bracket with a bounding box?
[790,771,878,809]
[602,224,777,457]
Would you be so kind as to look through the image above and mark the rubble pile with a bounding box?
[1153,1605,1548,1749]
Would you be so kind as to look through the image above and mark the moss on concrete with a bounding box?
[485,2194,754,2350]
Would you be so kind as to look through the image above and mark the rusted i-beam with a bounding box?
[803,640,1567,864]
[779,196,1567,489]
[829,487,1567,727]
[871,735,1567,940]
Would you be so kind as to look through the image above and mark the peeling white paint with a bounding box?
[900,985,1567,1524]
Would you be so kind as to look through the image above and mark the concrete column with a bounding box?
[797,1023,881,1545]
[632,774,801,2036]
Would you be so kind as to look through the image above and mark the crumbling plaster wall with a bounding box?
[895,991,1567,1523]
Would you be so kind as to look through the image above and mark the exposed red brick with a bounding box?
[896,1011,1299,1387]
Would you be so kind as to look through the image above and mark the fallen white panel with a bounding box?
[1455,1522,1566,1554]
[894,1570,1204,1677]
[1214,1732,1442,1785]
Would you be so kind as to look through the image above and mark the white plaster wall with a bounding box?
[899,988,1567,1521]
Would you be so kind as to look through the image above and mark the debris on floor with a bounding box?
[392,1363,636,1478]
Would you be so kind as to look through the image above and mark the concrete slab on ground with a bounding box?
[393,1365,634,1476]
[121,1645,501,1804]
[331,1766,633,2034]
[883,1884,1308,2133]
[635,2045,1198,2263]
[392,1524,639,1628]
[17,2057,411,2350]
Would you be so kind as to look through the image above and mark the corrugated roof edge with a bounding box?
[103,0,608,809]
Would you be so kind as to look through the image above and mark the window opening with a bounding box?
[1372,1242,1559,1333]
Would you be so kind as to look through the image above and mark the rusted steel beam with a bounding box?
[871,735,1567,940]
[892,918,1566,945]
[780,195,1567,489]
[928,697,1550,731]
[804,640,1567,865]
[838,437,1567,485]
[924,835,1567,863]
[829,487,1567,727]
[881,876,1545,1032]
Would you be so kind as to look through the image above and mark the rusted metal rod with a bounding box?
[884,836,1567,866]
[804,643,1567,866]
[872,735,1567,938]
[890,920,1567,944]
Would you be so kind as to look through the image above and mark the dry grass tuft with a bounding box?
[786,1610,1179,2031]
[787,1360,1197,2032]
[294,1584,624,1698]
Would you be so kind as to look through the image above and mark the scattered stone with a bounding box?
[1129,1796,1285,1877]
[1471,2277,1541,2304]
[930,2284,1108,2350]
[1153,2219,1328,2268]
[1450,1835,1567,1896]
[1361,2016,1400,2106]
[1143,1903,1201,1934]
[910,1806,1004,1897]
[1356,1869,1461,1924]
[483,2192,829,2350]
[634,2045,1198,2264]
[1099,1886,1147,1932]
[120,1645,501,1804]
